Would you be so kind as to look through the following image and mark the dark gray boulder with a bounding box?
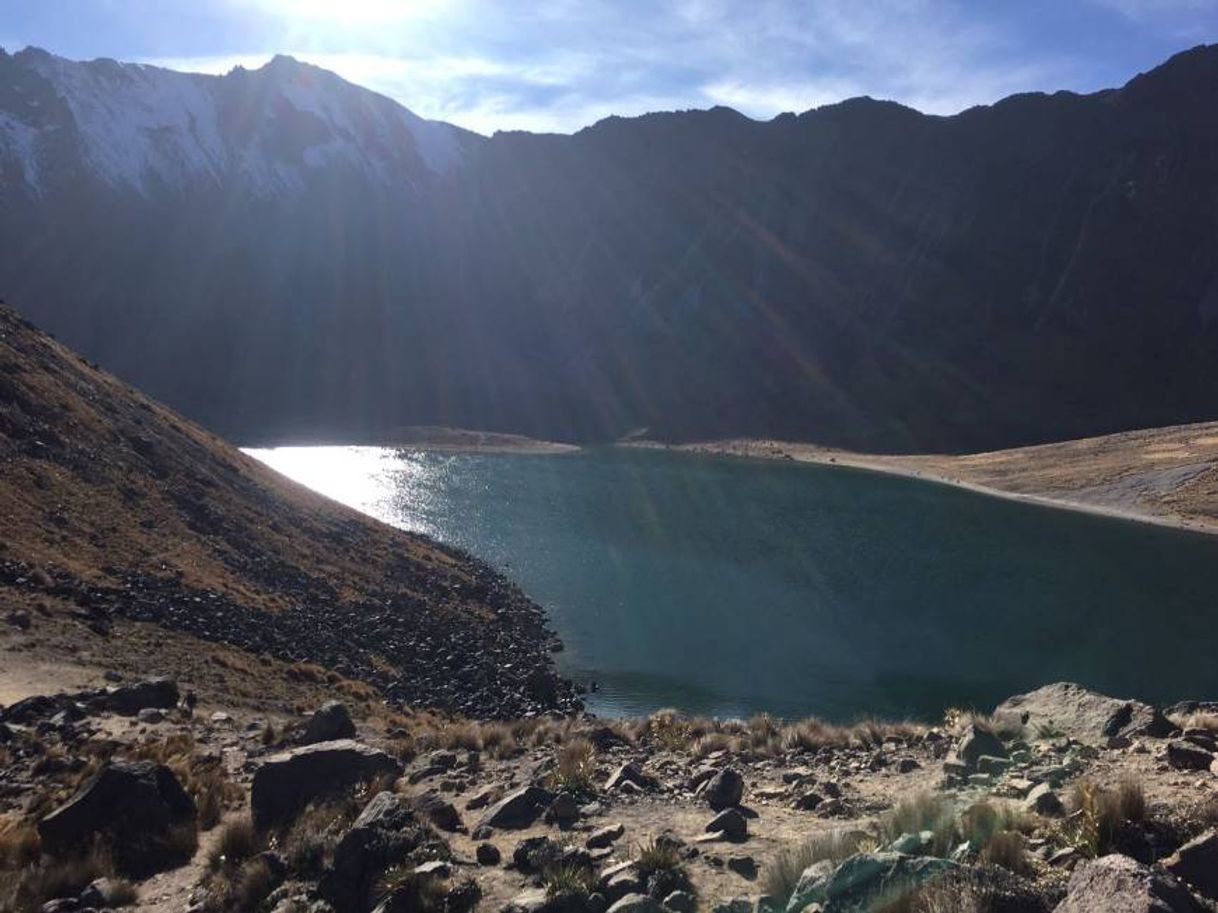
[704,768,744,810]
[956,723,1006,771]
[1163,830,1218,901]
[705,808,748,841]
[1166,740,1214,771]
[476,785,554,830]
[302,701,356,744]
[251,739,403,828]
[1054,854,1204,912]
[319,791,430,913]
[38,760,196,877]
[412,790,464,832]
[100,678,180,716]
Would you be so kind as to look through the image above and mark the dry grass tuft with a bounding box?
[1169,712,1218,733]
[209,816,261,871]
[232,857,274,913]
[549,739,597,792]
[3,842,112,913]
[635,837,681,878]
[0,818,41,868]
[1068,776,1146,857]
[762,829,869,903]
[980,830,1033,876]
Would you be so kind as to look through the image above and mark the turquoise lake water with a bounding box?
[245,446,1218,721]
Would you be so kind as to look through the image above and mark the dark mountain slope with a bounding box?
[1,45,1216,451]
[0,304,576,715]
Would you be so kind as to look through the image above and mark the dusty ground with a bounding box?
[630,423,1218,536]
[5,609,1218,912]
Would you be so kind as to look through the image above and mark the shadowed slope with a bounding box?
[0,304,576,716]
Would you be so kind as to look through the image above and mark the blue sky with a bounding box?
[2,0,1215,134]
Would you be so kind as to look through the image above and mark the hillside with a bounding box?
[0,303,576,717]
[1,45,1217,452]
[646,421,1218,535]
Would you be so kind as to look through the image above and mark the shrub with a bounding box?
[233,858,274,913]
[645,710,691,752]
[209,816,261,870]
[0,818,41,867]
[979,831,1032,876]
[106,878,139,907]
[5,843,111,913]
[374,866,448,913]
[279,799,358,877]
[635,837,681,878]
[873,878,985,913]
[1069,777,1146,857]
[543,863,597,898]
[550,739,597,792]
[879,793,959,856]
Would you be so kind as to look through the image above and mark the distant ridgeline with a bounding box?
[1,44,1216,451]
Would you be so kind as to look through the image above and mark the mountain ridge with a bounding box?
[1,43,1216,452]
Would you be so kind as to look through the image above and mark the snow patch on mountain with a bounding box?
[22,53,227,190]
[4,49,470,196]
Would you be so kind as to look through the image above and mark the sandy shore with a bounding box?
[626,423,1218,536]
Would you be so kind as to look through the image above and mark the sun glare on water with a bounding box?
[245,445,430,532]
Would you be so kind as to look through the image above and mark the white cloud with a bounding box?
[138,1,1104,133]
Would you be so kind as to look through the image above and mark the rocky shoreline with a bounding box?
[0,556,580,720]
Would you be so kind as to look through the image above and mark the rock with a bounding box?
[726,854,757,879]
[976,755,1010,775]
[606,762,656,792]
[503,887,550,913]
[302,701,356,745]
[587,823,626,849]
[586,726,631,751]
[414,860,452,878]
[956,723,1007,771]
[896,758,921,773]
[412,791,464,832]
[78,877,130,908]
[705,808,748,841]
[792,792,823,811]
[38,760,195,877]
[607,894,664,913]
[476,842,501,865]
[1048,847,1084,870]
[136,707,164,724]
[102,677,179,716]
[1024,783,1066,817]
[477,785,555,830]
[545,792,580,826]
[704,768,745,809]
[251,740,404,828]
[786,852,955,913]
[1163,830,1218,901]
[513,836,590,876]
[887,832,931,855]
[318,792,429,913]
[1167,740,1214,771]
[995,683,1172,744]
[465,787,498,810]
[663,890,697,913]
[1054,853,1204,912]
